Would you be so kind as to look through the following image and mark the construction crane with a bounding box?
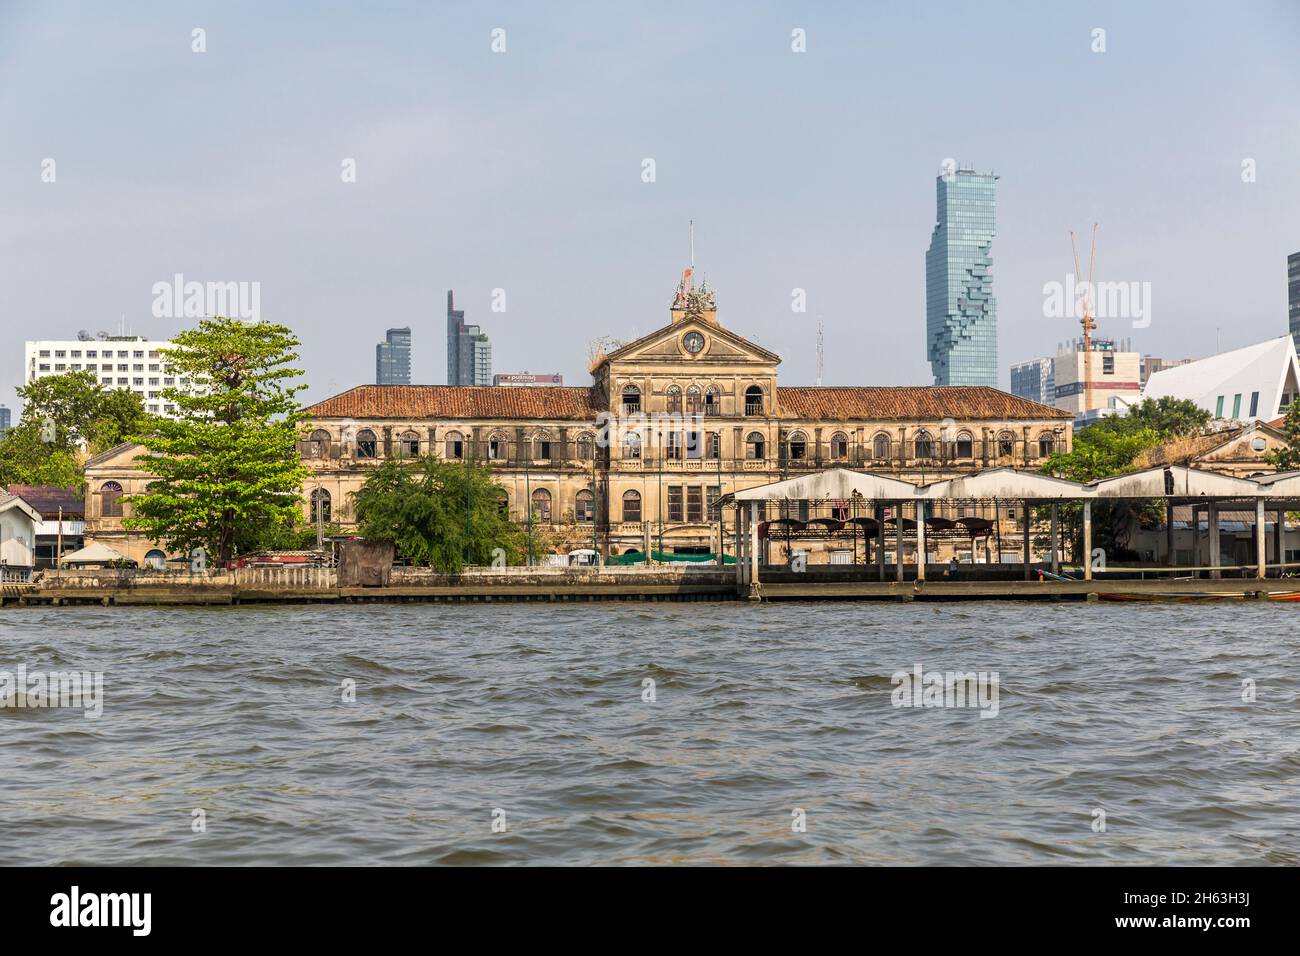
[1070,223,1099,413]
[815,319,824,386]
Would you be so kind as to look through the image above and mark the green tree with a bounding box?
[351,455,524,571]
[1120,396,1211,440]
[1268,400,1300,471]
[15,369,150,454]
[0,425,84,488]
[123,317,309,563]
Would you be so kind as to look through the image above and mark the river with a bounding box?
[2,602,1296,865]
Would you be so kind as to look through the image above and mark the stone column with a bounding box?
[1083,500,1093,581]
[916,500,926,582]
[875,502,885,582]
[1166,500,1176,567]
[894,502,904,582]
[1255,498,1266,580]
[1050,503,1059,573]
[1208,501,1220,580]
[1023,499,1033,580]
[749,501,760,591]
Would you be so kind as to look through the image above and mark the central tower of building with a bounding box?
[925,167,998,386]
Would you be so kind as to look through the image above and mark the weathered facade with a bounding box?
[299,276,1073,561]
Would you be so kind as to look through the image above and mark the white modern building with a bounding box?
[1141,335,1300,423]
[24,335,199,417]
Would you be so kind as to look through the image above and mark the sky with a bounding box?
[2,0,1298,416]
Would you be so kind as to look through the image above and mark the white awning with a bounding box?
[57,541,128,565]
[1088,466,1262,499]
[728,468,921,502]
[921,467,1091,501]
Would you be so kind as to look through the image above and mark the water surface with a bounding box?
[2,602,1296,865]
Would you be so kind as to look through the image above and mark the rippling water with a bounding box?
[2,602,1297,865]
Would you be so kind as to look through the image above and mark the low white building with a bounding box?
[1141,335,1299,422]
[0,492,41,582]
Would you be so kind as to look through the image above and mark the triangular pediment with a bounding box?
[599,317,781,368]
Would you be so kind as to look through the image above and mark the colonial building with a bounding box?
[298,274,1073,562]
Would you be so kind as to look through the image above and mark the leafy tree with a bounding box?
[1120,396,1211,440]
[0,425,84,488]
[1268,400,1300,471]
[15,369,150,454]
[351,456,524,571]
[123,317,309,564]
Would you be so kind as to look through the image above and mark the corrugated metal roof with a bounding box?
[776,386,1071,421]
[303,385,603,420]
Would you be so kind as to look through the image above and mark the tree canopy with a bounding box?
[351,456,524,572]
[123,317,309,563]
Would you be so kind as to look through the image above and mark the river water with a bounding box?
[1,602,1296,865]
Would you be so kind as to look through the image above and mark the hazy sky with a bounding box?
[3,0,1298,415]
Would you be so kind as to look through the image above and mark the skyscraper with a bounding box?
[375,327,411,385]
[925,167,998,386]
[1010,357,1054,406]
[1288,251,1299,352]
[446,290,492,385]
[0,404,10,436]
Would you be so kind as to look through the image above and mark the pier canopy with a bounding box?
[1087,465,1262,500]
[921,467,1089,501]
[726,467,920,503]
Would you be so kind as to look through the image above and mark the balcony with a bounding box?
[744,403,763,416]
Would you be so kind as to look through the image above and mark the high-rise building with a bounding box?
[1053,337,1141,419]
[1140,355,1195,387]
[375,327,411,385]
[1009,357,1055,406]
[446,290,492,385]
[24,335,201,418]
[925,167,998,387]
[0,404,10,435]
[1288,251,1299,352]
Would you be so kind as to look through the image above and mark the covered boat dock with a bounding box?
[721,466,1300,600]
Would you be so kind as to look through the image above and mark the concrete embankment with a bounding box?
[6,566,1300,606]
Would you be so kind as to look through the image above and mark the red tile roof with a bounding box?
[775,386,1071,421]
[303,385,602,420]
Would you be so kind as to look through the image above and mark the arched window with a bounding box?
[576,433,594,460]
[872,432,891,459]
[704,385,720,414]
[706,432,721,460]
[307,429,331,458]
[622,490,642,523]
[531,488,552,522]
[1038,432,1056,458]
[533,431,554,461]
[666,385,683,414]
[143,549,167,571]
[310,488,332,523]
[624,431,642,460]
[100,481,124,518]
[575,490,594,523]
[444,431,464,460]
[398,431,420,457]
[744,385,764,415]
[621,384,641,414]
[685,384,702,415]
[998,431,1016,458]
[746,431,765,460]
[488,433,509,460]
[956,431,974,458]
[788,430,807,460]
[356,429,377,459]
[830,432,849,459]
[914,430,934,459]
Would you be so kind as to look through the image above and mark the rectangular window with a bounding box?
[1249,391,1260,417]
[667,486,683,522]
[686,486,703,522]
[1232,394,1242,418]
[1102,355,1114,375]
[706,486,721,520]
[1215,395,1225,417]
